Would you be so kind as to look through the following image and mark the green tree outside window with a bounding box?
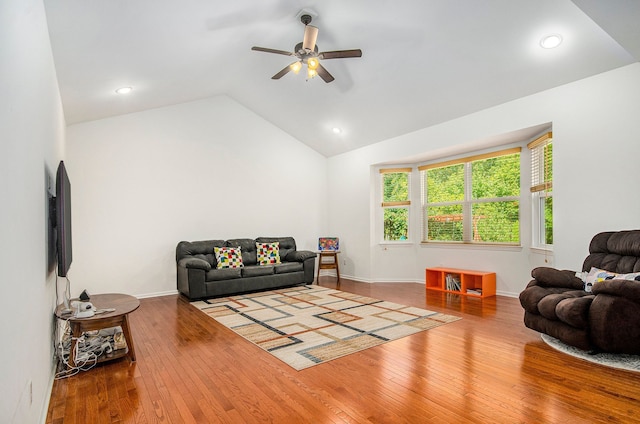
[381,170,411,241]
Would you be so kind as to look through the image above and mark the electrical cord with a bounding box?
[54,320,116,380]
[53,276,122,379]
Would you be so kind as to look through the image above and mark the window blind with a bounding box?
[380,168,411,207]
[528,132,552,193]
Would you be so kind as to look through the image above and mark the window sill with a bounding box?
[419,241,522,252]
[530,246,553,255]
[379,241,413,246]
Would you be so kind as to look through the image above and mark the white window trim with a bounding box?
[529,132,553,250]
[379,167,412,243]
[419,147,522,245]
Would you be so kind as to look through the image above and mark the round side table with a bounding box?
[55,293,140,368]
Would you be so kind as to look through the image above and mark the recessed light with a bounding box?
[115,86,133,94]
[332,127,342,134]
[540,34,562,49]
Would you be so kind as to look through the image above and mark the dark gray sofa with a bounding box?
[176,236,316,300]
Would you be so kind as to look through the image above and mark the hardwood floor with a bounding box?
[46,279,640,423]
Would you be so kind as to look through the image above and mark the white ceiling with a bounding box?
[43,0,639,157]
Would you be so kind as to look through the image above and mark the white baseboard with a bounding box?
[136,289,179,299]
[41,355,58,424]
[368,278,423,284]
[496,290,519,298]
[317,271,423,285]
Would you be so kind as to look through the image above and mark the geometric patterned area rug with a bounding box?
[541,334,640,373]
[191,285,461,370]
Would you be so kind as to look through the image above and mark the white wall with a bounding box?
[328,63,640,296]
[66,96,328,298]
[0,0,66,422]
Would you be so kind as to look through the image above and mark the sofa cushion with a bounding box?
[537,290,588,321]
[207,267,242,281]
[226,239,257,266]
[274,262,303,274]
[178,257,211,271]
[214,246,244,269]
[519,285,576,315]
[555,295,595,329]
[582,230,640,274]
[286,250,317,262]
[256,237,296,262]
[538,293,573,321]
[176,239,226,268]
[242,265,275,277]
[530,267,584,289]
[257,242,281,265]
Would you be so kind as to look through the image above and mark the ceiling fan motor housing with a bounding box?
[295,42,319,61]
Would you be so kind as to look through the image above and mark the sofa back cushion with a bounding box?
[583,230,640,274]
[256,237,297,262]
[177,237,299,268]
[176,240,226,267]
[226,238,257,266]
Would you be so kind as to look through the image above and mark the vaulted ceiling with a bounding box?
[44,0,640,157]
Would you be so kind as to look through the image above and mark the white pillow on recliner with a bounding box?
[585,267,640,285]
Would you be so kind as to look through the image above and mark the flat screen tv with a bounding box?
[55,161,72,277]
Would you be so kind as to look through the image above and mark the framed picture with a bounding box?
[318,237,339,251]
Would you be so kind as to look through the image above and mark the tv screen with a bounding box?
[56,161,72,277]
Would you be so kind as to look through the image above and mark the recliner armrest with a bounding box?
[178,257,212,271]
[592,279,640,303]
[286,250,317,262]
[531,267,584,289]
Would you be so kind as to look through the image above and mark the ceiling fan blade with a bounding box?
[302,25,319,51]
[272,62,299,80]
[319,49,363,60]
[251,46,295,56]
[316,63,335,83]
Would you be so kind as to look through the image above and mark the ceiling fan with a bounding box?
[251,14,362,83]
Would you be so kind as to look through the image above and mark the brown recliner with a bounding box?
[519,230,640,354]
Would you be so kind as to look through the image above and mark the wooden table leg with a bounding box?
[318,252,341,283]
[68,322,81,368]
[120,314,136,362]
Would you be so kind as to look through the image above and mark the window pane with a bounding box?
[472,201,520,243]
[426,205,463,241]
[426,164,464,203]
[544,196,553,244]
[544,143,553,193]
[383,173,409,202]
[384,208,408,241]
[422,148,521,245]
[472,153,520,199]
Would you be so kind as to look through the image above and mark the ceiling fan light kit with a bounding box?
[251,13,362,83]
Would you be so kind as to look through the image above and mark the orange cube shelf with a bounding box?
[425,267,496,298]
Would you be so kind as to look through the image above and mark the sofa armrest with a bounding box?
[530,267,584,289]
[178,257,212,271]
[286,250,317,262]
[592,279,640,303]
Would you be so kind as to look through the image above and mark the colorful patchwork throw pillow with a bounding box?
[214,246,243,269]
[585,267,640,285]
[256,242,281,265]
